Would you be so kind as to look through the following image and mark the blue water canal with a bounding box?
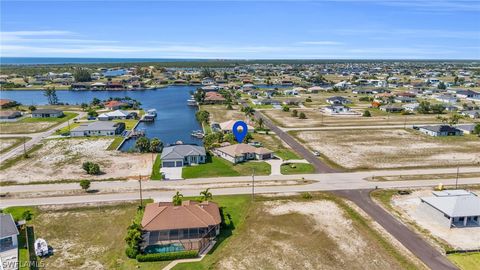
[0,86,203,150]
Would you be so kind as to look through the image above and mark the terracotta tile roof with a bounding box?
[141,200,221,231]
[104,100,126,108]
[0,99,15,106]
[204,92,225,101]
[216,143,273,157]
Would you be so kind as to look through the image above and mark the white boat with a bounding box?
[146,109,157,117]
[34,238,49,257]
[187,98,198,106]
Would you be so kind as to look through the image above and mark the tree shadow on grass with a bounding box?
[206,206,235,255]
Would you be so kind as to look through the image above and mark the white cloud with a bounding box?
[297,41,344,45]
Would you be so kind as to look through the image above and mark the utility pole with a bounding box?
[23,137,27,157]
[138,174,143,207]
[252,168,255,200]
[455,167,459,189]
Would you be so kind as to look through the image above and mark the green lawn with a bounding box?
[54,122,81,135]
[114,119,138,130]
[150,154,163,180]
[448,253,480,270]
[2,206,39,221]
[281,163,315,174]
[182,156,270,179]
[275,149,300,160]
[173,195,251,270]
[107,136,125,150]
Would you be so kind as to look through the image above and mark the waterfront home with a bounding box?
[281,79,294,85]
[141,200,221,252]
[105,82,125,90]
[418,125,463,137]
[97,110,136,121]
[104,100,128,110]
[418,190,480,228]
[213,143,273,164]
[202,77,215,85]
[0,213,19,269]
[201,85,220,92]
[71,83,89,90]
[203,92,226,104]
[326,96,351,105]
[0,110,21,120]
[90,82,106,90]
[0,99,17,109]
[219,120,254,133]
[161,144,206,167]
[460,110,480,119]
[32,109,64,118]
[70,121,125,137]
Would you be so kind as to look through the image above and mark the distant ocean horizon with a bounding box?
[0,57,212,65]
[0,57,476,65]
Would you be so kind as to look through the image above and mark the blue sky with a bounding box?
[1,0,479,59]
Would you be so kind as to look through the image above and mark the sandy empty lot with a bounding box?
[0,138,152,183]
[264,109,451,128]
[217,200,416,270]
[0,122,55,134]
[294,129,480,169]
[0,138,22,152]
[392,190,480,250]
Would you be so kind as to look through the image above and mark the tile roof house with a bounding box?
[0,99,17,109]
[418,125,463,137]
[0,111,21,120]
[203,92,226,104]
[141,201,221,251]
[418,190,480,228]
[104,100,128,110]
[161,144,206,167]
[213,143,273,164]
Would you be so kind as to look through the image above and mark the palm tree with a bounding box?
[242,106,255,118]
[257,117,264,129]
[200,188,213,202]
[172,191,183,206]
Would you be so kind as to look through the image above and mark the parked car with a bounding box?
[312,151,320,156]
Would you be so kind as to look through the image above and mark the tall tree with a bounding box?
[43,87,59,105]
[135,137,150,153]
[74,68,92,82]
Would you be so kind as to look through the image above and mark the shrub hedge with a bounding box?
[136,250,198,262]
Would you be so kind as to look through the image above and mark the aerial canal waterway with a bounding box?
[0,86,203,150]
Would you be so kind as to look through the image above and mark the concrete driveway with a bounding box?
[160,167,183,180]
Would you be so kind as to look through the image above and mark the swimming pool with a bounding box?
[144,243,185,254]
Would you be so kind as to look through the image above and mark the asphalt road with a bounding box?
[238,100,337,173]
[0,111,86,163]
[334,189,458,270]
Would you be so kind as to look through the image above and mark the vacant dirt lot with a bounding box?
[217,200,417,270]
[264,109,453,128]
[293,129,480,169]
[201,104,246,123]
[0,121,56,134]
[0,138,152,183]
[0,137,22,153]
[392,190,480,250]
